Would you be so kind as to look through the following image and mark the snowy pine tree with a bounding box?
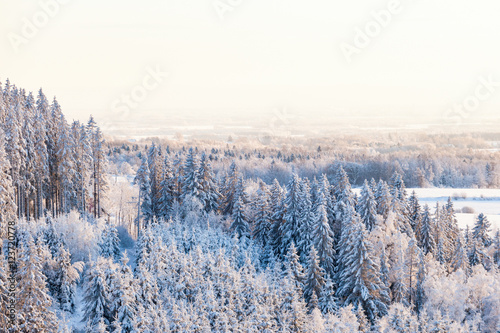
[472,213,492,248]
[336,218,390,322]
[99,223,122,261]
[14,234,59,332]
[230,195,250,238]
[304,246,326,307]
[313,204,335,276]
[418,204,435,255]
[83,257,113,329]
[357,180,378,232]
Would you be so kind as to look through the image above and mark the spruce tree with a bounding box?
[252,180,271,247]
[280,174,303,257]
[15,234,59,332]
[418,204,435,255]
[99,223,122,261]
[472,213,492,248]
[83,257,113,329]
[357,180,378,232]
[304,246,326,306]
[313,204,335,276]
[230,195,250,238]
[336,220,390,321]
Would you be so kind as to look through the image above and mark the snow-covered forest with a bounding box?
[1,80,500,332]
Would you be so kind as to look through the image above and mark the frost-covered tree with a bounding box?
[0,256,10,328]
[418,204,435,255]
[230,195,250,238]
[375,180,392,219]
[99,223,122,261]
[269,179,286,259]
[280,173,303,257]
[14,234,59,332]
[55,244,84,313]
[313,204,335,276]
[158,154,175,219]
[408,191,421,234]
[252,179,271,247]
[220,160,239,215]
[198,152,220,213]
[332,167,355,235]
[304,246,326,307]
[0,128,16,238]
[336,219,390,322]
[472,213,492,248]
[493,230,500,269]
[87,116,108,218]
[284,242,305,291]
[297,179,314,261]
[450,233,470,274]
[135,155,154,226]
[181,147,202,203]
[319,276,338,315]
[83,257,113,329]
[111,253,136,333]
[414,252,426,315]
[357,180,378,232]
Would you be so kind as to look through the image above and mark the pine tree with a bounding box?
[357,180,378,232]
[220,160,239,215]
[55,244,84,313]
[0,127,16,238]
[297,179,314,261]
[147,143,163,218]
[230,195,250,238]
[198,152,220,213]
[135,155,154,227]
[319,276,338,315]
[408,191,421,234]
[418,204,435,255]
[0,255,11,328]
[493,230,500,269]
[56,113,76,214]
[181,147,202,203]
[100,223,122,261]
[472,213,492,248]
[304,246,326,306]
[450,233,470,274]
[414,252,426,315]
[14,234,59,332]
[158,154,175,219]
[391,240,409,306]
[332,167,355,235]
[269,179,286,259]
[280,173,303,257]
[83,257,113,329]
[375,180,391,219]
[336,220,390,322]
[313,204,335,276]
[405,237,420,307]
[112,253,136,333]
[284,242,305,291]
[252,180,271,247]
[87,116,108,219]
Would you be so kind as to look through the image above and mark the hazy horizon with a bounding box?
[2,0,500,136]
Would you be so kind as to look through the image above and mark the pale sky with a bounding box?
[2,0,500,129]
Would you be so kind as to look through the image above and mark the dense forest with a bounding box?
[1,80,500,332]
